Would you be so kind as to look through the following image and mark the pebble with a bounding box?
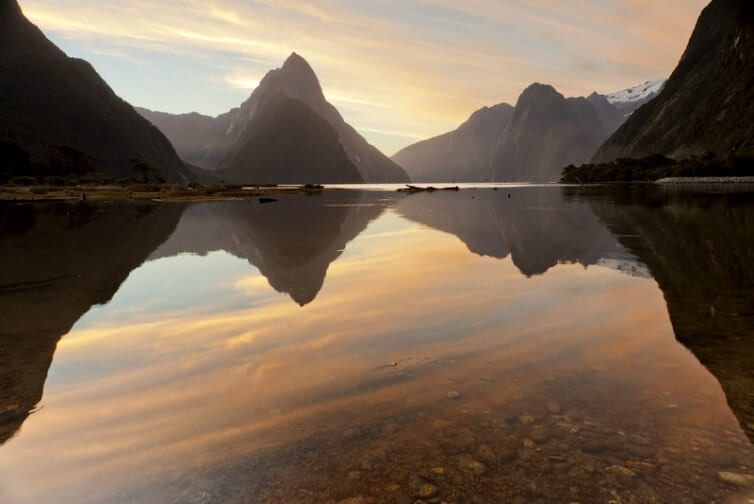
[581,439,606,453]
[344,428,363,440]
[625,444,654,459]
[608,465,636,478]
[628,434,651,446]
[519,415,535,425]
[447,391,461,400]
[523,438,537,450]
[477,444,496,463]
[530,426,551,443]
[416,484,438,498]
[382,423,401,435]
[458,456,487,474]
[718,471,754,488]
[337,497,373,504]
[546,401,562,414]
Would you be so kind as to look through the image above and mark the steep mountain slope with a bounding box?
[135,108,218,169]
[606,79,666,117]
[139,53,408,183]
[594,0,754,162]
[587,92,625,135]
[215,97,362,184]
[0,0,188,182]
[492,84,614,182]
[391,104,514,182]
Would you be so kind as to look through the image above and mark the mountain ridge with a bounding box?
[139,53,409,184]
[0,0,189,183]
[593,0,754,162]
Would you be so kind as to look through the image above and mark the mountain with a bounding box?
[151,192,387,306]
[587,92,626,135]
[393,83,628,184]
[0,0,189,183]
[491,84,619,182]
[605,79,666,117]
[0,201,184,446]
[391,104,514,183]
[215,97,363,184]
[134,109,218,169]
[594,0,754,162]
[138,53,409,184]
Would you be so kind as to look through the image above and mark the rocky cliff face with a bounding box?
[594,0,754,162]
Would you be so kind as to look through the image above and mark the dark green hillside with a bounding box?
[593,0,754,162]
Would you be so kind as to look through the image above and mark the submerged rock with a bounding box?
[458,456,487,474]
[477,444,496,463]
[416,484,438,498]
[718,471,754,488]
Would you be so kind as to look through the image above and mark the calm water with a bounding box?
[1,186,753,504]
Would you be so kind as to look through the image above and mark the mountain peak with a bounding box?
[281,52,315,75]
[516,83,564,108]
[253,51,323,101]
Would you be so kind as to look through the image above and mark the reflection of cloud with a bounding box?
[20,0,708,154]
[0,208,738,504]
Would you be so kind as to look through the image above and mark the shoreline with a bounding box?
[0,184,328,202]
[655,176,754,184]
[4,178,754,202]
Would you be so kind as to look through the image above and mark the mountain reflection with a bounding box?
[0,187,753,503]
[0,202,184,446]
[150,191,387,306]
[571,186,754,442]
[396,187,646,277]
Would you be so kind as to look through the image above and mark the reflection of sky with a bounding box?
[0,209,749,503]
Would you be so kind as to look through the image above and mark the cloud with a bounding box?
[19,0,709,154]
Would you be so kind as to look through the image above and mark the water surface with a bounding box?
[0,186,753,503]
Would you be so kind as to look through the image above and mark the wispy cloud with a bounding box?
[19,0,708,154]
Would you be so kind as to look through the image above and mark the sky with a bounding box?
[20,0,709,155]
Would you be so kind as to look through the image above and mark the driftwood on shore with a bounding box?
[397,185,460,193]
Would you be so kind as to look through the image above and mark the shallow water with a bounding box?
[0,186,753,504]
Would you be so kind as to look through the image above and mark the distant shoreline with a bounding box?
[0,184,327,202]
[655,176,754,184]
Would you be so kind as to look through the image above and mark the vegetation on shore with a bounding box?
[560,155,754,183]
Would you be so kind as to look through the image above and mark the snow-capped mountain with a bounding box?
[606,79,666,116]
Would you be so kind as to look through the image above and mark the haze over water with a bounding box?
[1,186,753,503]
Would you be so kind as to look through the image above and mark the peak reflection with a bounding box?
[150,191,387,306]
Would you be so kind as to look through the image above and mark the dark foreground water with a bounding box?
[0,185,753,504]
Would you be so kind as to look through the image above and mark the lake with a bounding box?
[0,185,753,503]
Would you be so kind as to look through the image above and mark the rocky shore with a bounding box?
[656,177,754,184]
